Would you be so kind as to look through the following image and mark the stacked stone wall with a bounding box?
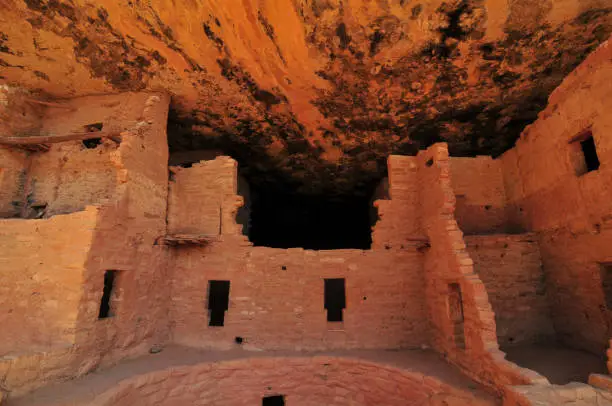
[167,157,429,351]
[450,157,511,235]
[465,234,554,346]
[499,38,612,354]
[0,92,172,397]
[416,144,545,392]
[0,209,98,356]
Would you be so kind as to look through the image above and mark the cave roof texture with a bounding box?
[0,0,611,195]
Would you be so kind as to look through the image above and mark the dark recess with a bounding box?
[263,395,285,406]
[98,270,117,319]
[248,189,373,250]
[207,280,230,327]
[581,135,600,173]
[324,278,346,322]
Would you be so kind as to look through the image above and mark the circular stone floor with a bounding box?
[6,347,499,406]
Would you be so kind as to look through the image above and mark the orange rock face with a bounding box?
[1,0,611,193]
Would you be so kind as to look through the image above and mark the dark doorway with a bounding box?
[263,395,285,406]
[98,270,118,319]
[248,191,372,250]
[208,280,230,326]
[324,278,346,322]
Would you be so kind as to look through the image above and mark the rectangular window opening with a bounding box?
[98,270,118,319]
[600,264,612,310]
[448,283,465,349]
[263,395,285,406]
[324,278,346,322]
[208,280,230,327]
[571,131,600,176]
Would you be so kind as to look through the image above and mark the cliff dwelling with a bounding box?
[1,1,612,405]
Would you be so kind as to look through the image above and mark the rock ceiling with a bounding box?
[0,0,611,195]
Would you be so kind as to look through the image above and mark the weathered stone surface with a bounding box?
[1,1,611,194]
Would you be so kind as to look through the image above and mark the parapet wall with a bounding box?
[371,155,423,249]
[170,246,429,351]
[0,208,98,356]
[450,157,513,235]
[168,157,243,237]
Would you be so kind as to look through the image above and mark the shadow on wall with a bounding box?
[247,190,374,250]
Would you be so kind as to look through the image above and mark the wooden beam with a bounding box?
[23,98,74,110]
[0,131,121,145]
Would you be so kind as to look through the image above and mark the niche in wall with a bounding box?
[208,280,230,326]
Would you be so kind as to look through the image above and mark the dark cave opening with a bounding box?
[248,189,374,250]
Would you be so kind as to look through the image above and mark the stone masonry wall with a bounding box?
[168,157,244,237]
[23,93,165,217]
[499,38,612,355]
[170,245,429,351]
[0,92,171,398]
[416,144,545,393]
[91,357,495,406]
[167,155,429,351]
[371,155,423,249]
[465,234,554,347]
[0,208,98,356]
[450,157,510,235]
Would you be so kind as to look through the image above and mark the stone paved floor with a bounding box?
[6,346,499,405]
[503,343,607,384]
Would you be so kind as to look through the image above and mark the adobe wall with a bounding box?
[499,38,612,234]
[168,157,244,237]
[0,209,98,356]
[499,39,612,354]
[465,234,554,346]
[170,246,429,351]
[416,144,545,392]
[450,157,511,235]
[0,92,172,397]
[71,93,171,369]
[167,157,429,350]
[91,357,495,406]
[371,155,423,250]
[537,228,612,354]
[22,93,167,217]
